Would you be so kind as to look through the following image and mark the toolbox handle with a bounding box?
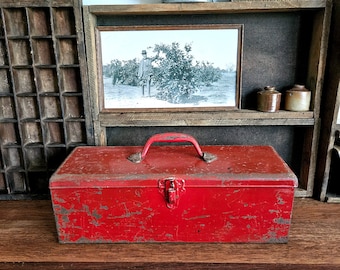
[128,132,217,163]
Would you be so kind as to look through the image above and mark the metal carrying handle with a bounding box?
[127,132,217,163]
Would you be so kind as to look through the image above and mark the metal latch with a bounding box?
[158,177,185,209]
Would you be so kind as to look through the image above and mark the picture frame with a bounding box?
[97,24,243,112]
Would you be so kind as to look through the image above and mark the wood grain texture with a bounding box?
[88,1,328,16]
[316,0,340,201]
[0,198,340,269]
[99,110,315,127]
[0,0,73,8]
[0,0,89,197]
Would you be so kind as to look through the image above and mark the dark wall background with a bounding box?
[107,126,303,175]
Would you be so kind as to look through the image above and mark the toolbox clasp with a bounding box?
[158,177,185,209]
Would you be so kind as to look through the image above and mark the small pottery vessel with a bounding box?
[257,86,281,112]
[285,84,311,111]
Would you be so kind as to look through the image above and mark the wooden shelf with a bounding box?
[88,1,329,15]
[83,0,331,199]
[99,110,315,127]
[84,1,329,130]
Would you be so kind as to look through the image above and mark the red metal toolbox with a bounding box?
[50,133,298,243]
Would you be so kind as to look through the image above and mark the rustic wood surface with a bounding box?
[88,1,328,15]
[99,110,315,127]
[0,0,88,197]
[316,0,340,201]
[0,198,339,269]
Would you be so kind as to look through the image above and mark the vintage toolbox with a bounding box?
[50,133,298,243]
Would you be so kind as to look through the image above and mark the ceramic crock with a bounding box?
[284,84,311,111]
[257,86,281,112]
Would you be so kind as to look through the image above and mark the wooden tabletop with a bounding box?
[0,198,340,269]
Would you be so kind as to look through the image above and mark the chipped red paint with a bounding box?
[50,134,298,243]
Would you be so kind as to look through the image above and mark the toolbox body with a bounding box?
[50,133,298,243]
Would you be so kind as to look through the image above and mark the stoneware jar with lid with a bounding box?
[257,86,281,112]
[284,84,311,111]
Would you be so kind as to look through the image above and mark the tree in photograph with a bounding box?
[195,61,222,87]
[152,43,198,103]
[153,42,222,104]
[105,58,139,86]
[107,59,122,85]
[119,58,139,86]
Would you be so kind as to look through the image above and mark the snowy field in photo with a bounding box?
[104,72,237,109]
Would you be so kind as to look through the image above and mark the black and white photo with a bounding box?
[98,24,242,111]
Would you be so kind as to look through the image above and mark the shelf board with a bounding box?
[67,142,87,148]
[16,92,37,97]
[24,142,44,148]
[1,143,21,149]
[59,64,80,68]
[42,117,63,122]
[325,192,340,203]
[39,92,60,97]
[99,110,315,127]
[45,143,66,148]
[12,65,32,69]
[31,35,52,39]
[295,187,310,198]
[65,117,85,122]
[88,0,328,15]
[55,35,77,39]
[0,1,73,7]
[7,36,29,40]
[19,118,40,123]
[0,92,13,97]
[6,166,25,173]
[62,92,83,97]
[0,118,17,123]
[34,64,56,69]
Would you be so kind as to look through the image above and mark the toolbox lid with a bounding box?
[49,145,298,189]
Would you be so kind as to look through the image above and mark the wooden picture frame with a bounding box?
[97,24,243,112]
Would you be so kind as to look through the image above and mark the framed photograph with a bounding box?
[97,24,243,112]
